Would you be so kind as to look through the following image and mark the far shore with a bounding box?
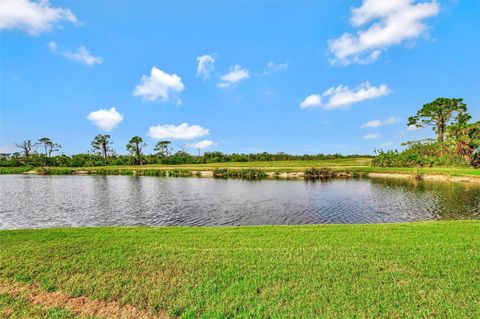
[2,158,479,184]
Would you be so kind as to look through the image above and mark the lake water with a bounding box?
[1,175,479,230]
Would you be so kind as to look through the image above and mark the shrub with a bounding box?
[304,167,335,179]
[213,168,267,179]
[372,141,471,168]
[36,167,51,175]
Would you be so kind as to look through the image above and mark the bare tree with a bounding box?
[15,140,36,161]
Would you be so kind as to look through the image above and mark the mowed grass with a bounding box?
[77,157,373,171]
[345,165,480,177]
[1,221,479,318]
[2,157,480,177]
[43,156,480,177]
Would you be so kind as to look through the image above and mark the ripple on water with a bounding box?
[0,175,479,229]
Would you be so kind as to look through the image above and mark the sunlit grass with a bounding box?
[1,157,479,177]
[1,221,479,318]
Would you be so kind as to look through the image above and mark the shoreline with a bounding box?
[3,166,480,184]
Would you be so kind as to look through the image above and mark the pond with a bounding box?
[1,175,479,229]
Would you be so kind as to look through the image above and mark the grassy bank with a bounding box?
[1,221,479,318]
[1,157,479,179]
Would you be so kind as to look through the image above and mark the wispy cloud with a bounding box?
[300,82,391,110]
[380,141,394,147]
[363,133,380,140]
[260,61,288,76]
[361,116,399,128]
[196,54,215,80]
[218,65,250,88]
[328,0,440,65]
[49,41,102,66]
[407,124,422,131]
[188,140,216,149]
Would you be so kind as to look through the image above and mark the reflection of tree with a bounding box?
[370,178,480,220]
[127,176,149,225]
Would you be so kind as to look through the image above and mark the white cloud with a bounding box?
[381,141,394,147]
[0,0,77,36]
[361,116,399,127]
[328,0,440,65]
[134,67,185,102]
[148,123,209,140]
[188,140,216,149]
[363,133,380,140]
[48,41,57,51]
[323,82,390,109]
[218,65,250,88]
[49,41,102,66]
[300,94,322,109]
[261,61,288,76]
[384,116,399,125]
[86,107,124,131]
[300,82,390,110]
[407,124,422,131]
[362,120,382,128]
[196,54,215,80]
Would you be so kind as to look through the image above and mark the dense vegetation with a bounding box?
[0,149,369,168]
[1,222,478,318]
[373,98,479,168]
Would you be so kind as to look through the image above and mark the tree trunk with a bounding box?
[437,119,446,143]
[102,143,107,165]
[135,142,140,165]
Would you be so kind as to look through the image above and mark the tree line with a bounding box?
[1,135,368,167]
[3,98,478,168]
[373,98,479,167]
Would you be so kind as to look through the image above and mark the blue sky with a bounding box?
[1,0,479,155]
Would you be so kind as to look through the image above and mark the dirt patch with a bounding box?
[368,172,480,184]
[0,279,168,319]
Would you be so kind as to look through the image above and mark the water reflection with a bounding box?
[0,175,479,230]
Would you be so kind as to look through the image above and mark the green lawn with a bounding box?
[1,221,479,318]
[3,156,479,178]
[76,157,373,171]
[343,165,480,177]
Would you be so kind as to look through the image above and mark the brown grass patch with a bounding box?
[0,279,168,319]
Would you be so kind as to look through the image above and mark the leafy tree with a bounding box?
[154,141,171,157]
[126,136,146,165]
[15,140,36,161]
[446,113,480,161]
[37,137,61,165]
[408,98,467,143]
[91,134,113,165]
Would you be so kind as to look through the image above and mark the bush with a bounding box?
[213,168,267,179]
[372,141,471,168]
[304,167,335,178]
[472,149,480,168]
